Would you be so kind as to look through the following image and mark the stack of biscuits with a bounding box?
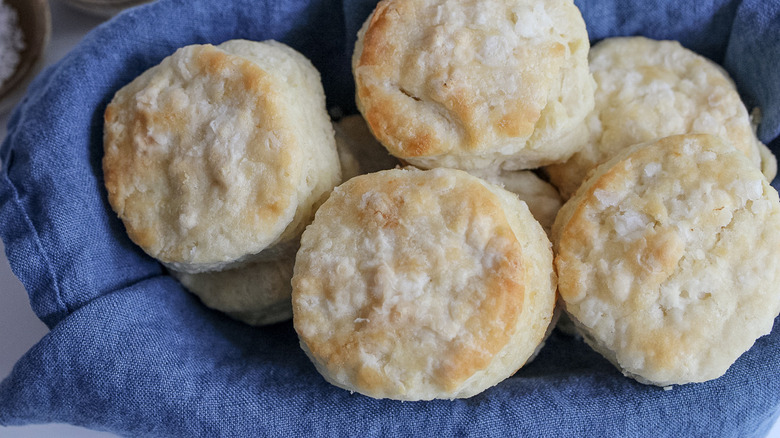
[103,0,780,400]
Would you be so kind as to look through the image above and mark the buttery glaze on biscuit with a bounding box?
[553,134,780,386]
[545,37,775,198]
[352,0,593,171]
[103,40,340,273]
[292,168,556,400]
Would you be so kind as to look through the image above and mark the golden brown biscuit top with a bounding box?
[103,44,301,269]
[293,168,527,398]
[589,37,761,167]
[553,134,780,385]
[354,0,586,162]
[546,36,770,198]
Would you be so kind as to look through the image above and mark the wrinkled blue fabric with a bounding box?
[1,0,780,436]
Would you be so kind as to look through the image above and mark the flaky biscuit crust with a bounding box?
[469,169,562,236]
[171,256,295,326]
[553,134,780,386]
[104,41,340,273]
[293,168,555,400]
[334,115,400,181]
[352,0,593,170]
[546,37,773,198]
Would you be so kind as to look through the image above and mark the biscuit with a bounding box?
[292,167,556,400]
[760,142,778,182]
[751,108,779,181]
[171,256,295,326]
[545,37,774,198]
[103,40,340,273]
[469,169,562,235]
[352,0,593,171]
[553,134,780,386]
[334,114,400,181]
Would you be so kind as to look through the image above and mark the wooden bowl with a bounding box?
[0,0,50,115]
[57,0,154,17]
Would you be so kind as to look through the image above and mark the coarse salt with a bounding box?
[0,0,25,89]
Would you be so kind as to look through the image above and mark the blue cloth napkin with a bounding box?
[2,0,780,436]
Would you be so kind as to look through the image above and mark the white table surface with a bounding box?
[0,2,779,437]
